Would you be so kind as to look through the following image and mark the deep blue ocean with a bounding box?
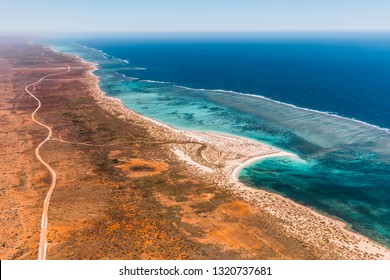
[45,33,390,247]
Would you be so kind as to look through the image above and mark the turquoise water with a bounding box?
[45,35,390,247]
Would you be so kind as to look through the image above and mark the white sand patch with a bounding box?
[173,148,214,173]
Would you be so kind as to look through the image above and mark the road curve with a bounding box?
[24,65,70,260]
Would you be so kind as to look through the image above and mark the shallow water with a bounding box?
[45,35,390,247]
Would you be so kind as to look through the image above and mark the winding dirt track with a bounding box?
[24,65,70,260]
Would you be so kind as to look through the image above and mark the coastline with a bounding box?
[45,44,390,259]
[231,151,297,180]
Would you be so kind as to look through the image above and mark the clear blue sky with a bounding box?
[1,0,389,33]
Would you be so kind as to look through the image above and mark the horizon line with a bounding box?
[1,29,390,35]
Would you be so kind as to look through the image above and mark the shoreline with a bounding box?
[231,151,298,180]
[46,44,390,259]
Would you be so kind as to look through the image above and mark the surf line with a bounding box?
[24,64,70,260]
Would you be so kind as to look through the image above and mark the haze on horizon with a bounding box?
[1,0,389,34]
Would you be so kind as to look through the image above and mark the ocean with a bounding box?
[44,32,390,247]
